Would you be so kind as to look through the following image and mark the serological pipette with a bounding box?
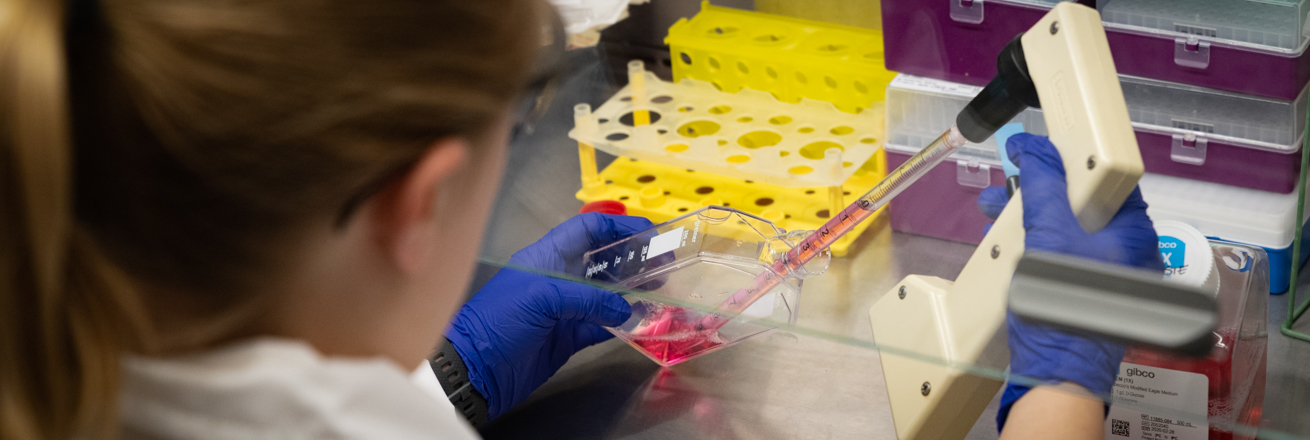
[697,124,970,331]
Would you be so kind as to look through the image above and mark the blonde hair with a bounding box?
[0,0,544,437]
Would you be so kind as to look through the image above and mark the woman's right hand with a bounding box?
[977,133,1163,434]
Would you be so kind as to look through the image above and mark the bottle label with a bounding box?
[1104,363,1208,440]
[1159,235,1187,270]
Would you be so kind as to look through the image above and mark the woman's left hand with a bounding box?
[446,213,653,420]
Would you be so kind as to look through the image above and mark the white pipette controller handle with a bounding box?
[868,4,1144,439]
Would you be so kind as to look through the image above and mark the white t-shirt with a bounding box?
[119,338,481,440]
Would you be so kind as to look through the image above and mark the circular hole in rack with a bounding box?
[618,110,663,126]
[854,81,869,94]
[788,166,814,175]
[779,151,790,157]
[795,72,808,84]
[619,96,632,102]
[651,95,674,104]
[709,105,732,114]
[709,26,738,36]
[636,175,656,183]
[718,140,728,146]
[737,131,782,149]
[817,44,848,53]
[798,127,815,133]
[680,53,692,65]
[678,207,689,212]
[805,190,815,195]
[830,126,855,135]
[696,186,715,195]
[766,66,779,79]
[769,115,793,125]
[597,118,609,124]
[800,141,844,160]
[737,116,754,123]
[665,143,689,152]
[824,76,838,89]
[677,120,721,137]
[860,137,877,144]
[755,198,774,206]
[678,106,694,113]
[738,62,750,75]
[708,57,721,70]
[605,132,630,141]
[816,209,831,219]
[843,161,853,167]
[755,34,784,43]
[664,190,671,195]
[726,154,751,164]
[619,196,629,200]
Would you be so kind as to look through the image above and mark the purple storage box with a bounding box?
[885,69,1308,195]
[884,74,1051,244]
[887,146,1002,245]
[1119,75,1307,193]
[1104,29,1310,101]
[1135,131,1301,193]
[882,0,1061,88]
[883,0,1310,100]
[886,72,1309,246]
[1100,0,1310,101]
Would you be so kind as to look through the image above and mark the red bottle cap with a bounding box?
[580,200,627,216]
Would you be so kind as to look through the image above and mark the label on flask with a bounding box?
[646,226,686,260]
[1104,363,1208,440]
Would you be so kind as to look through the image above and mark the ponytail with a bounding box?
[1,0,151,438]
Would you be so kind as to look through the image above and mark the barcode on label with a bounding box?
[1111,419,1131,437]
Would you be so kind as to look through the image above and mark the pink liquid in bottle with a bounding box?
[1122,327,1266,440]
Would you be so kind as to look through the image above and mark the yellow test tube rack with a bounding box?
[573,4,898,257]
[666,1,898,114]
[572,61,887,256]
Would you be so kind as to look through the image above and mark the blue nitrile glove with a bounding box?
[447,213,654,420]
[976,133,1163,431]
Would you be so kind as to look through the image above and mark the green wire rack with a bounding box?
[1280,93,1310,342]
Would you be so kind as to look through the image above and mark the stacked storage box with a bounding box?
[881,0,1310,293]
[884,0,1309,100]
